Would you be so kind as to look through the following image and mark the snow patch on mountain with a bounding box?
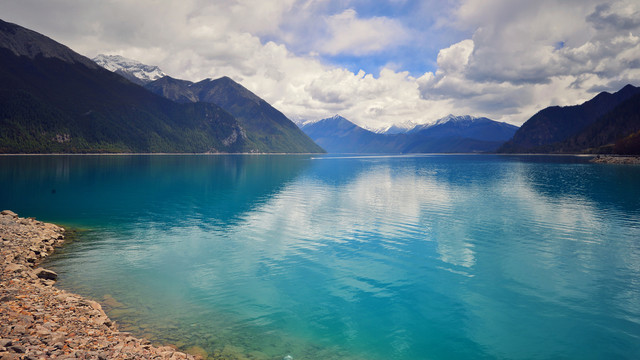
[92,54,166,85]
[299,114,344,127]
[433,114,484,125]
[378,120,418,134]
[409,114,492,133]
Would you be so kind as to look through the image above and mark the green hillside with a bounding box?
[145,76,324,153]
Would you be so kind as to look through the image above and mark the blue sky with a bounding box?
[263,0,463,76]
[1,0,639,129]
[272,0,470,74]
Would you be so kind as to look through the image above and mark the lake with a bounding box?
[1,154,640,359]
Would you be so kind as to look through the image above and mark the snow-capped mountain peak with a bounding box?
[407,115,491,133]
[92,54,166,85]
[378,120,418,134]
[299,114,346,127]
[433,114,481,125]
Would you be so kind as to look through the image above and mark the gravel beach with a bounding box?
[0,210,200,360]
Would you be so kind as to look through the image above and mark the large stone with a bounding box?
[4,264,25,273]
[91,315,112,328]
[0,340,12,347]
[57,293,80,303]
[84,299,103,312]
[26,252,38,263]
[35,325,51,337]
[1,210,18,218]
[0,352,20,360]
[34,268,58,281]
[10,325,26,335]
[8,345,25,354]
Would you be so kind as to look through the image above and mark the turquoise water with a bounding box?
[2,154,640,359]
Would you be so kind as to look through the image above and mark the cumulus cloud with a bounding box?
[418,0,640,124]
[317,9,410,56]
[587,2,640,30]
[435,39,474,74]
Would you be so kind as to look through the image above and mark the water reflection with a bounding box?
[17,155,639,360]
[0,155,311,227]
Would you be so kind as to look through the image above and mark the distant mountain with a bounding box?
[145,76,324,153]
[300,115,399,153]
[300,115,518,153]
[93,54,166,85]
[0,19,318,153]
[403,115,518,153]
[410,115,518,141]
[499,84,640,153]
[378,120,417,134]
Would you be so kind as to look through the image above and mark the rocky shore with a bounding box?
[590,155,640,164]
[0,210,200,360]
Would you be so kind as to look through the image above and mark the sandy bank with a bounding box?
[0,210,200,360]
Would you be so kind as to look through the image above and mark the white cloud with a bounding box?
[1,0,639,129]
[317,9,410,56]
[418,0,640,124]
[435,39,474,74]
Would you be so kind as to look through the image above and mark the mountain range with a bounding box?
[300,115,519,153]
[0,19,323,154]
[103,53,640,155]
[114,49,639,156]
[2,18,639,155]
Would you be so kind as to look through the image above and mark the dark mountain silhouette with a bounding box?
[499,84,640,153]
[543,92,640,154]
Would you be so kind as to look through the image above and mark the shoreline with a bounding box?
[0,153,325,156]
[589,155,640,164]
[0,210,201,360]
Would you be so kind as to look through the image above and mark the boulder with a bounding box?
[34,268,58,281]
[4,264,25,273]
[0,340,12,347]
[1,210,18,218]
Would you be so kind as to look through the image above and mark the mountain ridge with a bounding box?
[0,18,323,154]
[538,91,640,154]
[499,84,640,153]
[93,54,166,85]
[378,120,417,134]
[145,75,324,153]
[0,19,98,70]
[300,115,518,153]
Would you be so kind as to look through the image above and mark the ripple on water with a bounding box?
[27,155,640,360]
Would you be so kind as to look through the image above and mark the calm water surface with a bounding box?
[1,155,640,359]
